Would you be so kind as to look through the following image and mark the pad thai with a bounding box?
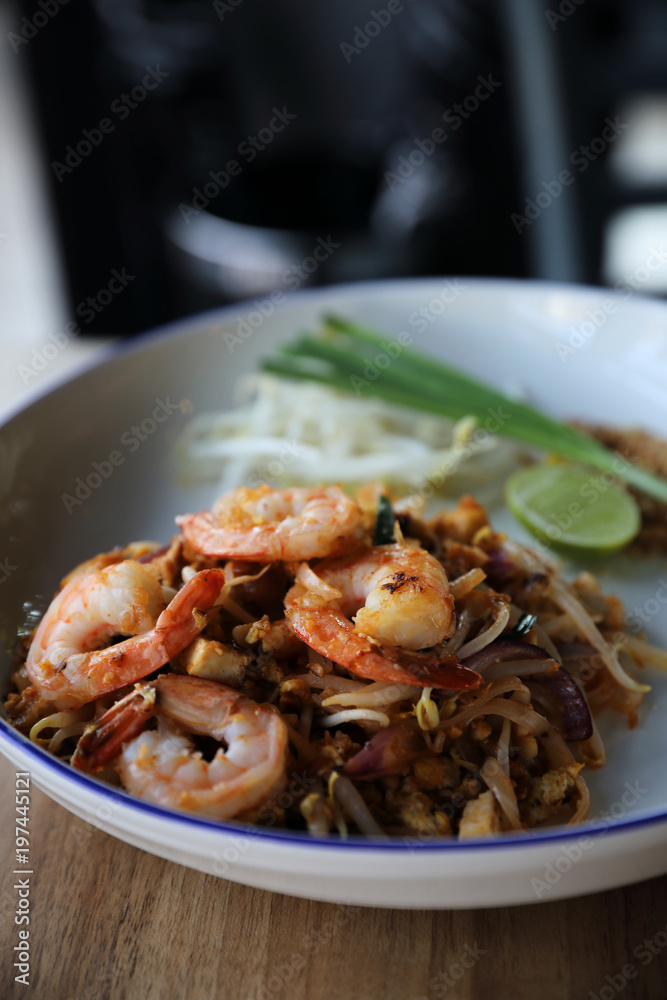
[5,484,660,839]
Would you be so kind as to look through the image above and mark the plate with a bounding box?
[2,278,667,909]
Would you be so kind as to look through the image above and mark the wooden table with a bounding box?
[2,754,666,1000]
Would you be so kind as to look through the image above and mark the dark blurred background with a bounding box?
[10,0,667,334]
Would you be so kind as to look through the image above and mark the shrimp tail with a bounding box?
[72,684,156,773]
[28,566,226,711]
[342,646,482,689]
[379,647,483,690]
[288,605,481,689]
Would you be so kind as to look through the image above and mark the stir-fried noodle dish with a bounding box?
[5,484,660,839]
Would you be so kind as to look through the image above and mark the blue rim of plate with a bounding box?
[2,278,667,853]
[2,718,666,851]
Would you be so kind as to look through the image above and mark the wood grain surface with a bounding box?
[2,753,666,1000]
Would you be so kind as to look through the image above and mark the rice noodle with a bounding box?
[496,717,511,776]
[295,563,342,601]
[530,623,562,663]
[319,708,391,728]
[331,773,387,837]
[449,567,487,600]
[218,593,255,624]
[506,541,648,695]
[29,708,90,746]
[437,608,473,654]
[457,601,511,659]
[453,697,551,736]
[541,614,570,636]
[299,673,366,693]
[48,721,89,752]
[438,677,530,731]
[480,757,521,829]
[539,726,576,769]
[12,476,651,843]
[298,703,313,740]
[483,658,556,680]
[322,681,416,708]
[284,722,321,762]
[503,538,561,576]
[577,714,606,769]
[548,578,650,694]
[216,564,272,624]
[622,635,667,672]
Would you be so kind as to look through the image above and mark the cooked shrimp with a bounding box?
[177,484,363,562]
[74,675,288,820]
[26,562,225,710]
[285,543,481,689]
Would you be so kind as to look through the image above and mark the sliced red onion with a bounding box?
[483,548,517,581]
[460,640,593,741]
[343,722,424,780]
[72,685,155,773]
[539,666,593,741]
[460,639,553,673]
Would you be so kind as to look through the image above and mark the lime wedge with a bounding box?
[505,463,641,553]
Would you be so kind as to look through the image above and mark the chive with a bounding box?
[260,316,667,504]
[373,494,396,545]
[510,613,538,640]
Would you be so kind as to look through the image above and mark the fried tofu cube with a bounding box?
[458,790,500,839]
[178,637,252,687]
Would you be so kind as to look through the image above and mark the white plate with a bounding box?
[2,278,667,909]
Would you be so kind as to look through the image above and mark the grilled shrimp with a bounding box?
[73,675,288,820]
[285,543,481,689]
[177,485,363,562]
[26,561,225,710]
